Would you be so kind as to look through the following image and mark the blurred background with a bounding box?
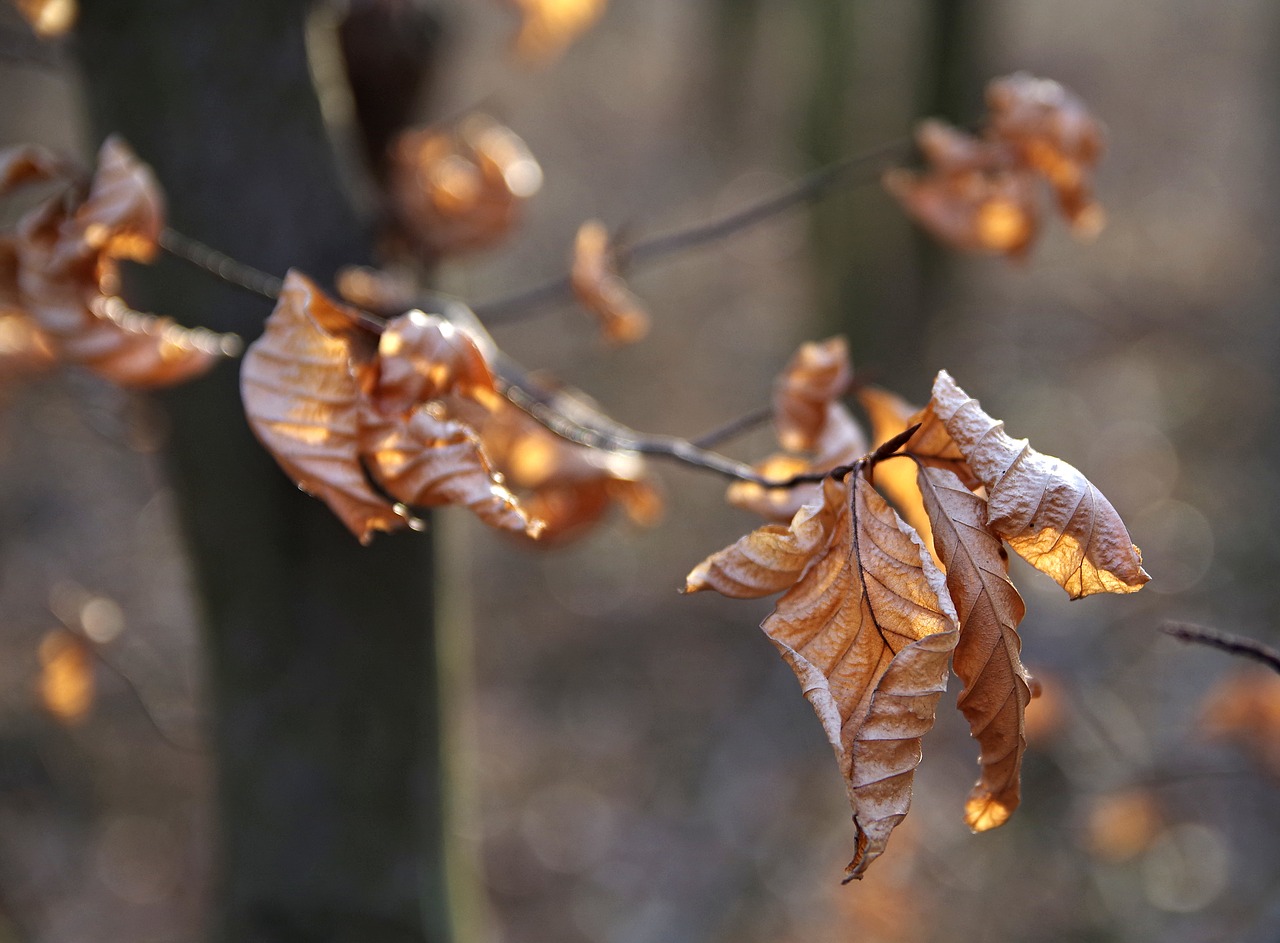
[2,1,1280,941]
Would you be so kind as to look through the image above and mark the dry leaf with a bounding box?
[0,143,70,195]
[360,404,542,538]
[507,0,606,62]
[687,476,844,598]
[241,270,402,544]
[389,116,542,257]
[774,336,854,453]
[1085,788,1163,861]
[987,73,1106,237]
[12,0,77,37]
[856,385,939,551]
[929,370,1149,598]
[763,474,958,880]
[37,628,94,725]
[570,220,649,345]
[371,309,495,414]
[884,163,1039,259]
[12,137,229,387]
[336,265,419,315]
[917,465,1031,831]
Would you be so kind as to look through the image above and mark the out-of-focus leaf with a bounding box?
[929,370,1149,598]
[1085,789,1163,861]
[37,629,94,725]
[569,220,649,345]
[0,143,69,195]
[507,0,606,62]
[371,309,495,414]
[987,72,1106,237]
[12,137,230,387]
[241,270,401,544]
[773,336,853,453]
[763,474,958,880]
[389,116,542,257]
[917,465,1031,832]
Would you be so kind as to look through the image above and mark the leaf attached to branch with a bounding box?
[928,370,1149,598]
[570,220,649,345]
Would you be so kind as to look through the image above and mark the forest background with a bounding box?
[0,1,1278,942]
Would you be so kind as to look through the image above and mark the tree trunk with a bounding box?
[73,3,455,941]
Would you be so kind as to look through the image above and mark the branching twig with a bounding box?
[690,406,773,449]
[472,138,913,322]
[1161,622,1280,675]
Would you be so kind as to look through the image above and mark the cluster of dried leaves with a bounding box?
[0,138,240,387]
[885,72,1105,258]
[241,271,659,545]
[685,339,1149,879]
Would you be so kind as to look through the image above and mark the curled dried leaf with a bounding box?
[987,73,1106,236]
[774,336,854,453]
[389,116,542,257]
[570,220,649,345]
[917,466,1031,832]
[0,143,70,195]
[507,0,606,62]
[360,404,542,538]
[372,310,495,415]
[884,163,1039,259]
[241,270,400,544]
[336,265,419,316]
[929,371,1149,598]
[756,474,959,880]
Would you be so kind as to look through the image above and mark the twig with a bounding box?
[473,138,913,322]
[1161,622,1280,675]
[158,227,285,301]
[690,406,773,449]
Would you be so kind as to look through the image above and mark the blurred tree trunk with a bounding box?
[73,3,457,942]
[799,0,982,390]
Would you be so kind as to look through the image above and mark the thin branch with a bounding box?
[473,137,914,322]
[158,227,285,301]
[690,406,773,449]
[1161,622,1280,675]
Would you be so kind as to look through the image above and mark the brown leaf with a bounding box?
[773,336,853,453]
[884,163,1039,259]
[389,116,542,257]
[507,0,606,63]
[360,403,542,538]
[13,0,77,37]
[986,73,1106,237]
[569,220,649,345]
[856,386,939,552]
[687,476,844,598]
[371,309,496,414]
[12,138,227,387]
[928,371,1149,598]
[1198,669,1280,780]
[241,270,401,544]
[916,465,1031,832]
[760,474,959,880]
[1085,789,1163,861]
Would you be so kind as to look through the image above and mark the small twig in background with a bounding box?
[690,405,773,449]
[1161,622,1280,675]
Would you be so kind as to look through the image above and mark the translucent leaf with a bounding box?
[570,220,649,345]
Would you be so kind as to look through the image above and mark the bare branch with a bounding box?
[1161,622,1280,675]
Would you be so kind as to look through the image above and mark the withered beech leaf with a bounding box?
[37,628,94,726]
[12,137,227,387]
[372,310,496,415]
[986,73,1106,237]
[929,370,1149,598]
[389,116,542,257]
[241,270,401,544]
[916,465,1031,832]
[774,336,854,453]
[687,476,844,598]
[570,220,649,345]
[760,474,959,880]
[855,386,939,551]
[359,404,542,538]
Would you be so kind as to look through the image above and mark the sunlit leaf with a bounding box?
[774,336,853,453]
[917,465,1031,832]
[763,474,958,880]
[12,0,77,37]
[928,370,1149,598]
[570,220,649,345]
[507,0,606,62]
[241,270,402,544]
[0,142,69,195]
